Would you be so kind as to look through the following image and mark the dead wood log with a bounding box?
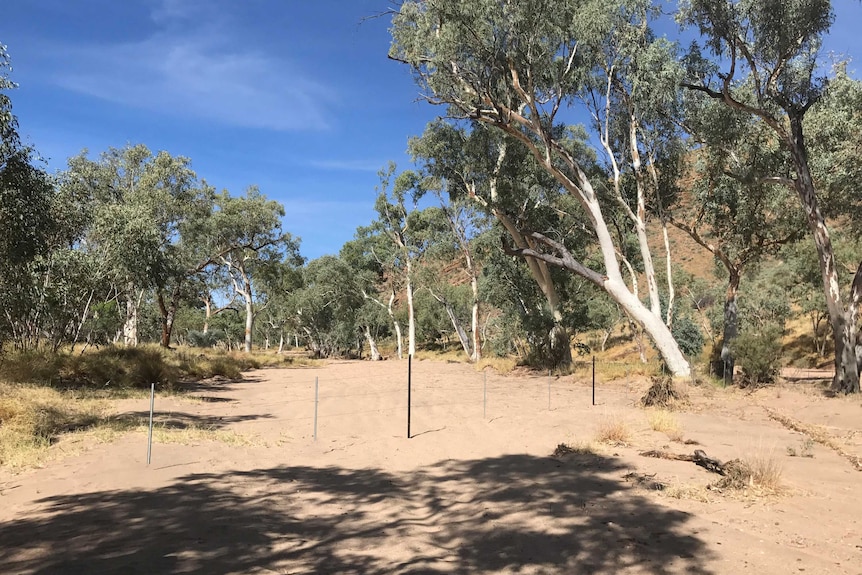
[638,449,729,476]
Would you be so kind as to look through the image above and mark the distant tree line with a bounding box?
[2,0,861,393]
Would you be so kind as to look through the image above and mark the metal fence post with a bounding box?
[147,383,155,465]
[313,376,319,441]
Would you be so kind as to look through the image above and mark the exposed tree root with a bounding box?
[638,449,768,491]
[640,375,687,408]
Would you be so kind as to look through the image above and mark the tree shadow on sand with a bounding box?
[112,411,274,430]
[0,453,715,574]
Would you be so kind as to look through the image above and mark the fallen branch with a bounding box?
[639,449,728,475]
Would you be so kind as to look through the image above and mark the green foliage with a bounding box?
[738,267,792,332]
[290,255,365,357]
[806,64,862,233]
[732,324,784,387]
[672,316,705,358]
[210,186,303,352]
[0,45,56,349]
[187,330,222,348]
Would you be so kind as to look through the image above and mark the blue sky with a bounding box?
[3,0,861,260]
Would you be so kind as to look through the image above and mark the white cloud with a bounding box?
[48,1,336,131]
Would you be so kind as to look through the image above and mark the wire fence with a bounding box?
[143,356,691,464]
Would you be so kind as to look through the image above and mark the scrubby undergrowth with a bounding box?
[0,345,317,469]
[0,345,317,390]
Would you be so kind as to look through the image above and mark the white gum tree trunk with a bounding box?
[405,258,416,358]
[364,325,382,361]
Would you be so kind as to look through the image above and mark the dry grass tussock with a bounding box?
[0,380,257,470]
[0,345,304,470]
[475,356,518,374]
[594,413,632,446]
[663,483,714,503]
[553,441,603,458]
[0,381,111,469]
[711,450,784,495]
[647,409,685,442]
[0,345,317,391]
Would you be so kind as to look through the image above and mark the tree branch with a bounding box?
[503,230,606,287]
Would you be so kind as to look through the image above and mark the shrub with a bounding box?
[187,330,222,348]
[61,346,178,389]
[732,324,783,386]
[672,316,705,358]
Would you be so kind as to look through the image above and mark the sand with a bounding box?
[1,358,860,574]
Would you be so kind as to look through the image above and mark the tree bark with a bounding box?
[494,210,572,367]
[122,285,140,347]
[157,287,179,349]
[662,222,675,328]
[363,288,403,360]
[406,259,416,358]
[202,296,211,333]
[508,225,688,376]
[789,118,859,393]
[243,286,254,353]
[470,274,481,363]
[364,325,382,360]
[606,277,688,375]
[429,288,473,359]
[719,268,741,378]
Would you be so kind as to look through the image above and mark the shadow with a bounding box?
[113,411,274,430]
[174,373,268,393]
[0,453,715,574]
[410,426,447,438]
[189,395,236,403]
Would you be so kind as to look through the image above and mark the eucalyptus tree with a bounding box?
[341,233,406,359]
[409,202,483,361]
[369,163,430,358]
[153,181,217,348]
[0,44,54,348]
[340,236,403,360]
[195,264,237,334]
[291,255,365,358]
[674,93,804,376]
[384,150,486,361]
[209,187,302,353]
[255,257,303,353]
[63,145,209,347]
[390,0,692,375]
[407,120,587,367]
[425,198,485,362]
[679,0,861,391]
